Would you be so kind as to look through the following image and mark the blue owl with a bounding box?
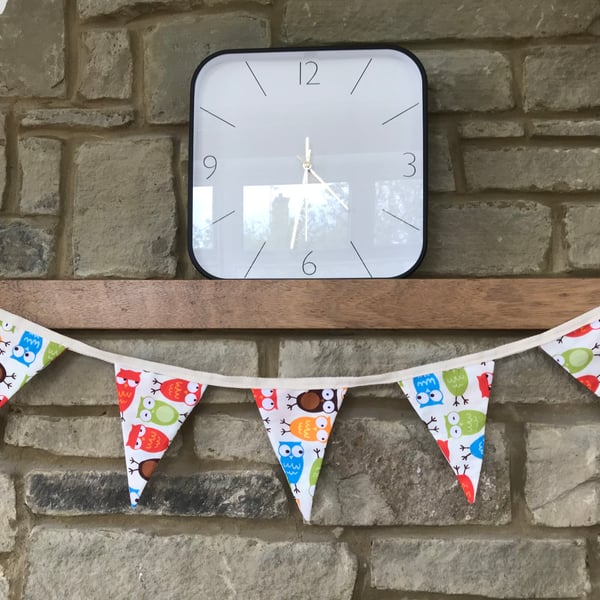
[10,331,43,367]
[460,434,485,461]
[278,441,304,493]
[413,373,444,408]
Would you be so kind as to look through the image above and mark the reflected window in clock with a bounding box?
[375,179,423,246]
[191,186,214,249]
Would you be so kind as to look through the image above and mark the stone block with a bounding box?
[464,147,600,192]
[19,137,61,215]
[526,424,600,526]
[460,120,525,138]
[530,119,600,137]
[429,130,454,192]
[79,30,132,100]
[0,219,55,277]
[143,14,270,123]
[24,527,357,599]
[20,108,134,129]
[524,45,600,111]
[25,469,288,518]
[282,0,600,42]
[0,143,5,210]
[418,49,513,112]
[371,537,589,597]
[0,571,7,600]
[417,200,552,275]
[564,203,600,270]
[0,0,65,97]
[73,138,177,277]
[77,0,197,20]
[0,474,16,552]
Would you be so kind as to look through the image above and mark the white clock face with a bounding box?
[189,46,426,279]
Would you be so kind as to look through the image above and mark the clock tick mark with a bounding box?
[245,61,267,96]
[382,209,420,231]
[381,102,420,126]
[350,241,373,278]
[244,241,266,278]
[199,106,236,128]
[350,58,372,95]
[211,210,236,226]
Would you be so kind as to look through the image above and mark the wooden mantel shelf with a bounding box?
[0,278,596,331]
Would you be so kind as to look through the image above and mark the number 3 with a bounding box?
[403,152,416,177]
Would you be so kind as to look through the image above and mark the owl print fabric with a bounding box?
[0,315,65,408]
[115,365,206,506]
[399,361,495,503]
[252,387,346,522]
[540,318,600,396]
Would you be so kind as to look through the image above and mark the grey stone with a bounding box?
[20,108,135,129]
[464,147,600,192]
[312,420,510,526]
[0,219,55,277]
[77,0,197,20]
[0,474,16,552]
[564,203,600,269]
[460,120,525,138]
[19,137,62,215]
[282,0,600,42]
[0,571,7,600]
[25,469,288,518]
[0,0,65,97]
[143,14,270,123]
[418,49,514,112]
[530,119,600,137]
[24,527,357,599]
[524,45,600,111]
[526,424,600,526]
[418,200,552,275]
[0,143,5,210]
[429,130,454,192]
[73,138,177,277]
[79,30,132,100]
[371,537,589,597]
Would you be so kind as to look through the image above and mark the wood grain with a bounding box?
[0,279,595,330]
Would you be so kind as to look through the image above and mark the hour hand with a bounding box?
[308,167,348,211]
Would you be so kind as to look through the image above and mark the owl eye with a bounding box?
[134,438,143,449]
[416,392,428,404]
[261,398,275,410]
[139,410,152,422]
[315,416,328,429]
[447,412,460,425]
[1,321,12,331]
[554,355,565,366]
[187,382,200,393]
[127,378,138,387]
[11,345,23,358]
[321,389,334,400]
[23,351,35,365]
[116,376,126,385]
[316,429,328,443]
[143,397,154,409]
[322,400,335,413]
[591,320,600,330]
[184,392,199,406]
[279,444,291,457]
[261,389,274,397]
[292,445,304,457]
[450,425,462,439]
[429,390,443,402]
[138,425,146,436]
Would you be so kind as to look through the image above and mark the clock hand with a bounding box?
[307,167,349,211]
[290,165,309,249]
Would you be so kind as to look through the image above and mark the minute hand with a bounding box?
[308,168,349,211]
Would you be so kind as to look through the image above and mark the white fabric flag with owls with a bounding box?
[252,388,346,522]
[0,312,65,409]
[115,364,206,506]
[540,318,600,396]
[399,361,494,503]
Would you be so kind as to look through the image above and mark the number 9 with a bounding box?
[203,155,217,179]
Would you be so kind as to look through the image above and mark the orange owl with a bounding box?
[280,415,332,443]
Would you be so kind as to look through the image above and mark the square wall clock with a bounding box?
[188,46,427,279]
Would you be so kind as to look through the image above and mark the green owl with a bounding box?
[0,319,15,334]
[42,341,65,367]
[308,448,323,497]
[445,410,485,439]
[136,396,180,426]
[442,368,469,406]
[555,347,594,374]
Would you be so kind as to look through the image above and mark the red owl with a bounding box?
[151,378,203,406]
[0,395,8,409]
[252,388,278,411]
[476,372,493,399]
[126,424,169,453]
[116,368,142,413]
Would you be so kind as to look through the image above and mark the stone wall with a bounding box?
[0,1,599,598]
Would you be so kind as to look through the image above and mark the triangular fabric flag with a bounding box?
[0,314,66,408]
[252,387,346,522]
[399,361,495,503]
[115,365,206,506]
[540,318,600,395]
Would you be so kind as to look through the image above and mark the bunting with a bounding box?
[2,305,600,520]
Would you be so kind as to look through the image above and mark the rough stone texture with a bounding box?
[419,200,552,275]
[460,120,525,138]
[0,220,55,277]
[0,0,64,97]
[526,424,600,526]
[524,45,600,111]
[19,137,62,215]
[20,108,134,128]
[0,571,7,600]
[25,469,288,518]
[564,203,600,270]
[77,0,198,19]
[418,49,514,112]
[24,528,357,600]
[429,130,454,192]
[79,30,132,100]
[0,474,16,552]
[464,147,600,192]
[143,14,270,123]
[73,138,177,277]
[530,119,600,137]
[283,0,600,42]
[371,537,589,597]
[0,143,5,209]
[14,336,257,406]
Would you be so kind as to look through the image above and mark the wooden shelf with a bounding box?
[0,278,596,330]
